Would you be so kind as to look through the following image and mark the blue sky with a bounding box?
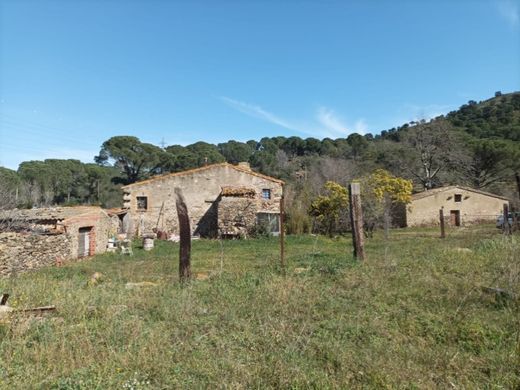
[1,0,519,170]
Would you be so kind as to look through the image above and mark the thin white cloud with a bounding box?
[316,107,367,136]
[498,0,519,28]
[220,96,297,131]
[316,107,348,134]
[354,119,368,135]
[220,96,367,138]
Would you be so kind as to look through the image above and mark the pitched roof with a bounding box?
[121,163,284,189]
[0,206,107,221]
[411,186,509,201]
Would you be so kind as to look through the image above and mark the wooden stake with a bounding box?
[349,182,365,261]
[21,305,56,314]
[280,193,285,274]
[175,188,192,282]
[503,203,511,236]
[439,208,445,239]
[512,206,519,232]
[515,172,520,202]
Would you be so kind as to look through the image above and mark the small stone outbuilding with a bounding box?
[0,206,112,275]
[106,208,133,237]
[402,186,509,227]
[121,162,284,238]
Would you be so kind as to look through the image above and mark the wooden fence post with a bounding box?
[349,182,365,261]
[503,203,511,236]
[175,188,191,282]
[515,172,520,204]
[512,206,519,232]
[280,194,285,274]
[439,208,445,239]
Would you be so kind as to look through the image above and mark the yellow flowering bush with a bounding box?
[369,169,413,204]
[308,181,349,236]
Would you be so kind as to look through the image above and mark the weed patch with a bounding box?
[0,230,518,388]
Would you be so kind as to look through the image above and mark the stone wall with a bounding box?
[406,187,508,227]
[122,164,283,237]
[0,232,71,276]
[218,197,258,237]
[64,211,112,258]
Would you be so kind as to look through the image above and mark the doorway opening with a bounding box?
[78,227,93,257]
[450,210,461,227]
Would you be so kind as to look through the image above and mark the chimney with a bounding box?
[238,162,251,171]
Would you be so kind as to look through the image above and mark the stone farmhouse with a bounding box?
[402,186,509,227]
[121,162,284,238]
[0,206,113,275]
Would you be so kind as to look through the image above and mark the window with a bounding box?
[261,189,271,200]
[136,196,148,211]
[256,213,280,235]
[454,194,462,203]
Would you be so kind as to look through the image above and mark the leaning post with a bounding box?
[349,182,365,261]
[439,208,446,239]
[175,188,192,282]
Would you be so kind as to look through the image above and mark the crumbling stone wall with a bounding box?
[0,232,71,276]
[218,197,258,237]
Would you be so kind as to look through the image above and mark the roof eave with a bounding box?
[411,186,509,201]
[121,162,284,188]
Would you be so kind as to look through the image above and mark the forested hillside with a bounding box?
[1,92,519,219]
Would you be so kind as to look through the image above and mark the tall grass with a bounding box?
[0,228,518,388]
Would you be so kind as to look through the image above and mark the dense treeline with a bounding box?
[0,162,123,209]
[1,92,519,228]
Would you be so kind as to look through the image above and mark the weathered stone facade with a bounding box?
[61,209,112,257]
[122,163,284,237]
[218,197,258,237]
[0,207,112,275]
[0,232,71,276]
[404,186,509,227]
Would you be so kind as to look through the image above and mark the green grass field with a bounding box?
[1,227,519,389]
